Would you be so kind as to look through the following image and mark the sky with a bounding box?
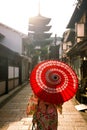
[0,0,76,37]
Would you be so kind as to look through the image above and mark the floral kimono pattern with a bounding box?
[26,95,62,130]
[33,100,58,130]
[26,95,38,115]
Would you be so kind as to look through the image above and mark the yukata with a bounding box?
[33,100,58,130]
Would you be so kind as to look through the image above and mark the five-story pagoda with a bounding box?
[28,2,52,46]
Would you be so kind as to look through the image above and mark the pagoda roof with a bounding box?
[29,14,51,25]
[29,32,52,41]
[29,25,51,32]
[33,39,52,46]
[35,33,52,40]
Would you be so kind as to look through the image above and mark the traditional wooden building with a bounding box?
[62,0,87,103]
[0,23,31,96]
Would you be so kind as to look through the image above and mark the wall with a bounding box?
[0,23,22,54]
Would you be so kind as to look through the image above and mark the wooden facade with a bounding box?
[62,0,87,104]
[0,44,21,95]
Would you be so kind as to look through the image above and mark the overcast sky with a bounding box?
[0,0,76,37]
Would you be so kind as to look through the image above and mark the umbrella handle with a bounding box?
[32,123,36,130]
[32,125,34,130]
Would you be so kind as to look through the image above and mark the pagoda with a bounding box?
[28,2,52,46]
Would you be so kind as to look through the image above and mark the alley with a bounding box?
[0,84,87,130]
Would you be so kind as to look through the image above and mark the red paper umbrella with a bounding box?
[30,60,78,104]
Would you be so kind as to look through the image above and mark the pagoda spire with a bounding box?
[38,0,41,16]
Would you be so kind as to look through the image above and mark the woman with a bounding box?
[26,94,62,130]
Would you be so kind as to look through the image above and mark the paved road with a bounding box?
[0,84,87,130]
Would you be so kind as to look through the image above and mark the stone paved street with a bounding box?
[0,83,87,130]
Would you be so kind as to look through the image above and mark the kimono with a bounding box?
[26,95,62,130]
